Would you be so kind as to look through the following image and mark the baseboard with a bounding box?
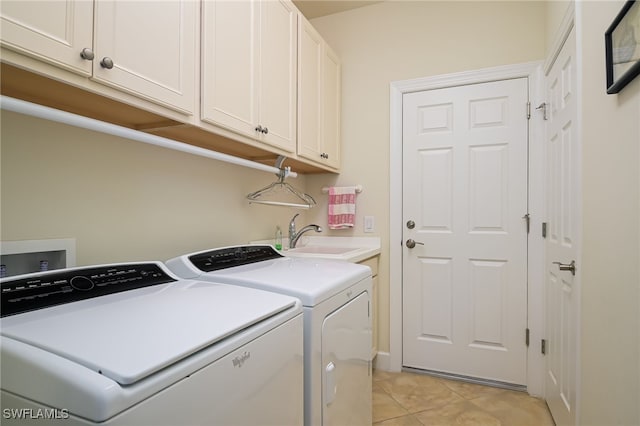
[373,351,395,372]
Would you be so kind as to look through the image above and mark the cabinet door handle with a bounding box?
[80,48,94,61]
[320,153,329,159]
[100,57,114,69]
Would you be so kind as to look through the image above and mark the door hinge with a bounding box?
[527,101,531,119]
[542,222,547,238]
[523,213,530,234]
[526,328,530,346]
[368,300,371,318]
[541,339,547,355]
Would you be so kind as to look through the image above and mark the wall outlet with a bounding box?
[364,216,375,233]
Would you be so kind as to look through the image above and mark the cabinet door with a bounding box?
[297,17,341,170]
[322,45,341,169]
[201,0,258,136]
[258,0,297,152]
[297,18,323,163]
[0,0,93,75]
[93,1,196,114]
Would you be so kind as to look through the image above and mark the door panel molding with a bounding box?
[388,61,546,396]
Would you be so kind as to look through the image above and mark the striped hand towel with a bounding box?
[328,186,357,229]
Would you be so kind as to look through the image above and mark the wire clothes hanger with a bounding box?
[246,156,316,209]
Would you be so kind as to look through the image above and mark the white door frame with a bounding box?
[388,61,547,396]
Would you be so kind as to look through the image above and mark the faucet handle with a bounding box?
[289,213,299,233]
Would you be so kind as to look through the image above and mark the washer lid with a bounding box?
[0,280,297,385]
[196,256,371,306]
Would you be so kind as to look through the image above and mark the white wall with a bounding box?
[0,111,307,266]
[577,1,640,424]
[308,0,546,355]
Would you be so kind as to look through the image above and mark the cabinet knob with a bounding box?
[320,153,329,159]
[255,125,263,133]
[80,48,94,61]
[100,57,114,69]
[262,127,268,134]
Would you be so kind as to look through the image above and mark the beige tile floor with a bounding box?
[373,370,555,426]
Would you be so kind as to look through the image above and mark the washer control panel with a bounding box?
[189,245,283,272]
[1,263,176,317]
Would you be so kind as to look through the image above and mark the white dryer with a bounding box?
[166,245,372,426]
[0,262,303,425]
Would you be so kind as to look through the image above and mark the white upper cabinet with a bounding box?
[92,1,196,115]
[297,18,323,164]
[258,0,298,152]
[202,0,298,153]
[1,0,340,172]
[0,0,94,76]
[201,1,258,140]
[1,0,196,115]
[322,44,341,169]
[297,17,341,169]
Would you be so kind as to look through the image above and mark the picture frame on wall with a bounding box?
[605,0,640,94]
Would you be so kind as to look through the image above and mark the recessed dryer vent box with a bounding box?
[0,238,76,278]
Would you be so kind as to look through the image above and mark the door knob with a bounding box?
[553,260,576,276]
[405,239,424,249]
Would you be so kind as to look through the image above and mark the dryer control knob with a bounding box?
[70,276,94,291]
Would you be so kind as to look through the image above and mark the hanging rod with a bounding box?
[322,185,363,193]
[0,96,298,178]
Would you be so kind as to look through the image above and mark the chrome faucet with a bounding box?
[289,213,322,248]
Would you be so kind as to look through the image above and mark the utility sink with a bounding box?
[284,242,379,262]
[286,246,359,255]
[251,237,381,263]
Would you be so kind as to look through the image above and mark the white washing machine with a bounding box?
[0,261,304,425]
[166,245,372,426]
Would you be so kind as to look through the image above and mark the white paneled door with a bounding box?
[544,25,579,426]
[402,78,529,385]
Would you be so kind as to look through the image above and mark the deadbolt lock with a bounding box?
[406,220,415,229]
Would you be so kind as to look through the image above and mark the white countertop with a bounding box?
[250,236,380,263]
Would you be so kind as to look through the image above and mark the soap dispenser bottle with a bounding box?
[275,226,283,250]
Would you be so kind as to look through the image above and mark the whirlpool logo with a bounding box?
[232,351,251,368]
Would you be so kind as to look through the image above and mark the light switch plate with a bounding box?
[364,216,375,233]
